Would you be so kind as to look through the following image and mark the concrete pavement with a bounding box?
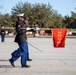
[0,38,76,75]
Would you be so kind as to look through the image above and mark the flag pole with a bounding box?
[26,40,43,52]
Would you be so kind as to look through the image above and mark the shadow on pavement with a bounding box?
[0,60,13,68]
[0,65,13,68]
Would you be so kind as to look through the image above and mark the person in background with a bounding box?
[9,13,30,68]
[24,17,32,61]
[0,26,5,42]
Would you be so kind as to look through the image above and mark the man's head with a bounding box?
[16,13,24,17]
[16,13,25,21]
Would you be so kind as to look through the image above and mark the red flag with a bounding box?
[52,29,67,48]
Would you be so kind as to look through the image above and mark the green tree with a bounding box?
[11,2,55,28]
[62,10,76,29]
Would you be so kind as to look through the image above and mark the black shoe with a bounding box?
[9,59,15,67]
[27,59,32,61]
[22,65,30,68]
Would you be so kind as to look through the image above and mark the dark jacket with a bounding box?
[1,29,5,36]
[14,20,27,44]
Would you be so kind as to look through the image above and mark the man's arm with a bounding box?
[16,21,23,35]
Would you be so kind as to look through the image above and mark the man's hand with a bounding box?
[18,25,21,28]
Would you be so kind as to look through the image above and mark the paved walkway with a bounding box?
[0,38,76,75]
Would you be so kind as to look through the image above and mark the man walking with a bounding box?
[24,17,32,61]
[0,26,5,42]
[9,13,30,68]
